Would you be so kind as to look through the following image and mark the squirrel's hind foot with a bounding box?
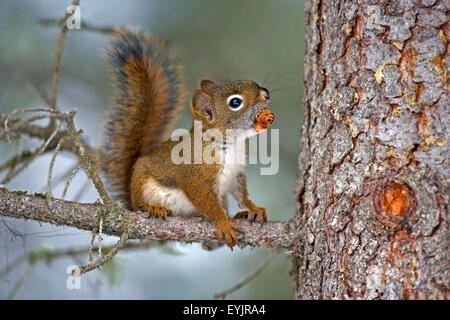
[139,205,172,220]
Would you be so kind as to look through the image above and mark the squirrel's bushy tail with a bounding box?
[103,28,183,204]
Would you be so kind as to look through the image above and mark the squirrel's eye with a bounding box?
[227,94,244,111]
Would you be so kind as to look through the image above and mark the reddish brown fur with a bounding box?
[103,29,183,204]
[103,31,273,247]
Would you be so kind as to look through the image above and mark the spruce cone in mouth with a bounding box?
[255,109,275,132]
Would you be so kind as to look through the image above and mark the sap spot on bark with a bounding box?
[364,44,401,72]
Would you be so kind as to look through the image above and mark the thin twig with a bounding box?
[63,110,112,207]
[0,114,101,160]
[76,231,129,275]
[39,163,77,193]
[0,113,62,141]
[89,232,96,263]
[2,107,60,142]
[98,218,103,261]
[8,262,33,300]
[61,162,82,200]
[48,0,81,110]
[0,240,161,280]
[1,115,63,184]
[47,135,65,202]
[213,249,281,300]
[1,119,63,185]
[38,119,63,157]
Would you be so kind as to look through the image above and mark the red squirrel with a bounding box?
[103,29,275,248]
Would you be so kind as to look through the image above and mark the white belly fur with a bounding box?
[218,142,245,198]
[142,140,246,216]
[142,177,198,216]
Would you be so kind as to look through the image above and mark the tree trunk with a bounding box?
[293,0,448,299]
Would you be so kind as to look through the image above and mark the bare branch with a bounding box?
[1,117,63,185]
[62,110,112,206]
[0,239,161,280]
[47,136,66,202]
[61,162,82,200]
[76,231,129,275]
[0,188,296,250]
[8,263,33,300]
[49,0,81,110]
[0,115,101,161]
[2,107,61,142]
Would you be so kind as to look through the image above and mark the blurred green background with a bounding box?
[0,0,304,299]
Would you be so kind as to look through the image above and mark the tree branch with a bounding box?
[0,115,100,158]
[0,188,296,249]
[49,0,80,110]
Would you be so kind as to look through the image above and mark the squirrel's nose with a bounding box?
[259,88,270,101]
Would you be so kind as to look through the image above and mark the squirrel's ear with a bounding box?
[199,79,216,92]
[192,90,214,122]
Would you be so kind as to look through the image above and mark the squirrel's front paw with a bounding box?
[139,205,172,220]
[233,206,267,222]
[216,219,243,249]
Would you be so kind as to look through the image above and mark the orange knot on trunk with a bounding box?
[255,109,275,133]
[381,184,410,218]
[372,178,417,230]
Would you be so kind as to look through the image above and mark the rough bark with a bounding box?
[0,188,295,250]
[293,0,449,299]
